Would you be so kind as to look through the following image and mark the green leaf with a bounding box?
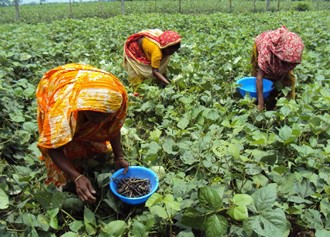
[287,195,313,204]
[177,116,189,129]
[47,208,59,229]
[164,194,181,211]
[301,209,324,229]
[9,112,25,123]
[59,232,79,237]
[162,138,178,155]
[49,215,58,230]
[245,163,262,175]
[47,208,59,218]
[69,220,84,233]
[198,187,222,210]
[103,197,120,214]
[252,174,269,188]
[228,140,243,159]
[23,85,36,98]
[15,130,31,145]
[227,205,249,221]
[181,209,206,230]
[36,214,50,231]
[84,207,96,235]
[232,194,253,206]
[181,150,198,165]
[150,166,165,179]
[280,106,291,117]
[149,129,162,141]
[320,198,330,217]
[145,193,163,207]
[245,208,290,237]
[206,110,220,121]
[62,197,84,213]
[227,194,253,221]
[149,205,168,219]
[102,220,127,236]
[131,221,148,237]
[177,230,195,237]
[205,214,228,237]
[144,141,161,156]
[251,183,277,212]
[20,53,32,60]
[22,121,37,133]
[0,188,9,209]
[294,178,315,198]
[277,125,296,144]
[315,229,330,237]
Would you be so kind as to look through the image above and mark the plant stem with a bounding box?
[60,208,76,221]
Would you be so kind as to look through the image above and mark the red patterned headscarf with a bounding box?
[255,26,304,77]
[158,30,181,48]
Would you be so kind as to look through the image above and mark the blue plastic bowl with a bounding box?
[236,77,274,99]
[109,166,159,205]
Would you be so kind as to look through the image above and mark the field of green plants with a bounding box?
[1,0,330,24]
[0,4,330,237]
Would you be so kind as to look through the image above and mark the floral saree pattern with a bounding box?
[36,63,128,187]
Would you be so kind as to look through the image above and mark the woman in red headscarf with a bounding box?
[123,29,181,89]
[251,26,304,110]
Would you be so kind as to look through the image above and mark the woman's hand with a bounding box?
[257,103,264,111]
[152,68,170,86]
[48,147,97,202]
[115,157,129,174]
[256,69,265,111]
[74,174,97,203]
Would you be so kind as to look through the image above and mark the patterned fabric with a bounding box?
[158,30,182,48]
[255,26,304,78]
[251,43,296,99]
[141,38,162,68]
[36,63,128,187]
[123,29,181,87]
[124,29,181,65]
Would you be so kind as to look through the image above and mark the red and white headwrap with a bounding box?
[124,29,181,64]
[158,30,181,48]
[255,26,304,78]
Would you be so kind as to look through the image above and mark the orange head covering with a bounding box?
[37,63,128,149]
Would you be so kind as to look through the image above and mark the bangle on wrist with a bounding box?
[74,174,84,183]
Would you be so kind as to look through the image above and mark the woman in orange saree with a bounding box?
[123,29,181,89]
[36,63,129,203]
[251,26,304,110]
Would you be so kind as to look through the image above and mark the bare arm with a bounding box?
[48,147,96,203]
[152,68,170,85]
[256,69,265,111]
[110,131,129,173]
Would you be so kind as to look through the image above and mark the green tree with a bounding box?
[0,0,11,6]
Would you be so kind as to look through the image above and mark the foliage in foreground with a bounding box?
[0,11,330,236]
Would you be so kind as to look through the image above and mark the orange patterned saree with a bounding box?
[36,63,128,187]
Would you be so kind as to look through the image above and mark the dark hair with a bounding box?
[167,42,181,52]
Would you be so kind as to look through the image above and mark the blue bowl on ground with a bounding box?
[236,77,274,99]
[109,166,159,205]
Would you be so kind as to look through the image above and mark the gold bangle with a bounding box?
[74,174,84,183]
